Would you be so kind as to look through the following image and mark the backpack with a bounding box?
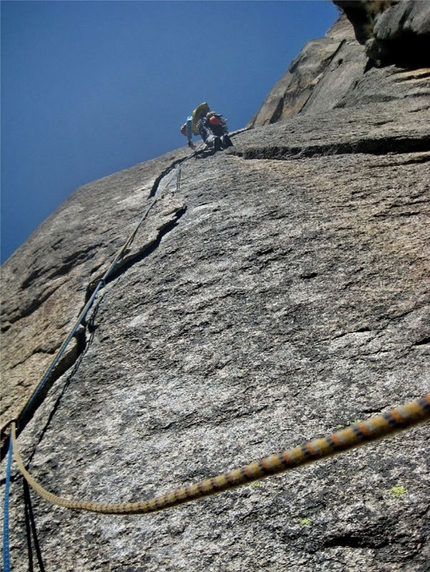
[192,102,211,135]
[208,113,224,126]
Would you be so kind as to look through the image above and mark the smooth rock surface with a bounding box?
[374,0,430,38]
[249,16,359,126]
[252,5,430,128]
[1,150,188,428]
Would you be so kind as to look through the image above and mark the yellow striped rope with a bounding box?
[12,394,430,515]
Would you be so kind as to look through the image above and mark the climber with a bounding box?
[180,102,233,152]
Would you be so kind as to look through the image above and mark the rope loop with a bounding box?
[9,394,430,516]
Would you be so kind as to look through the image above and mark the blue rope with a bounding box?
[18,279,104,427]
[6,147,195,450]
[2,435,13,572]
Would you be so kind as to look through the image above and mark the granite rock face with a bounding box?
[0,152,189,429]
[1,10,430,572]
[251,4,430,127]
[249,15,363,126]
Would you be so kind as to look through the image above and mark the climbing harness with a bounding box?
[8,394,430,515]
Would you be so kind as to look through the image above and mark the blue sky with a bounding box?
[1,1,338,263]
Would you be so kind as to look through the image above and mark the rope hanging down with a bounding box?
[10,394,430,515]
[2,438,13,572]
[0,146,198,462]
[1,144,204,570]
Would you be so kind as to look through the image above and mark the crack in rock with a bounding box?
[235,136,430,160]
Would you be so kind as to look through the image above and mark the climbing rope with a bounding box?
[2,134,428,571]
[10,394,430,515]
[0,147,198,568]
[176,165,182,194]
[0,142,210,566]
[2,437,13,572]
[0,145,199,460]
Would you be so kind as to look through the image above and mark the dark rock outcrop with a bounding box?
[1,8,429,572]
[334,0,430,66]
